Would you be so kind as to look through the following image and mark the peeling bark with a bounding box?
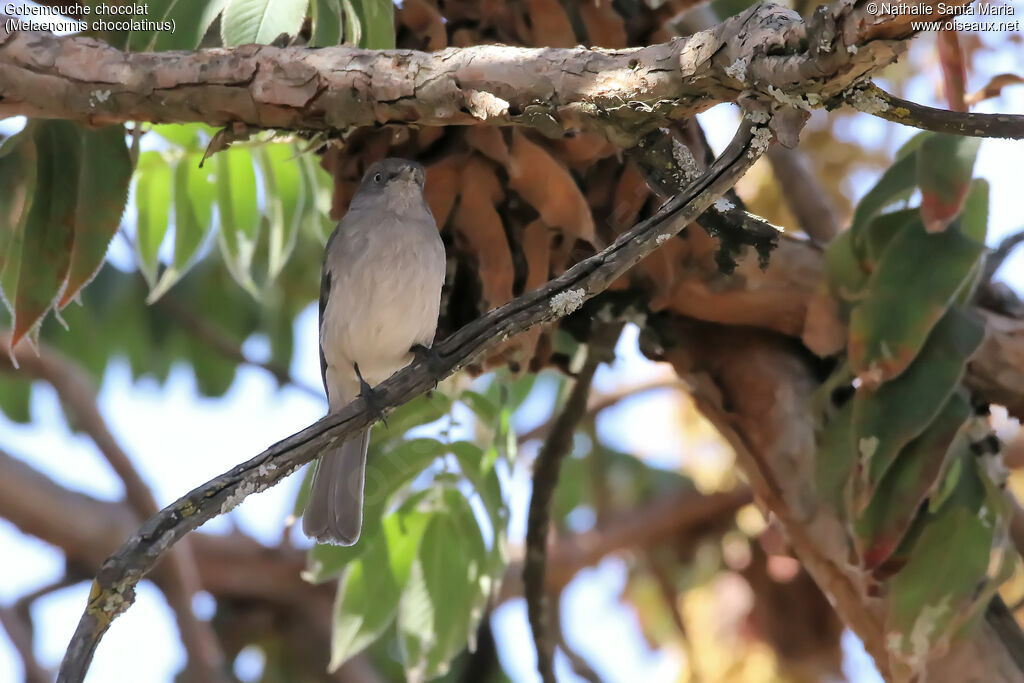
[1,1,914,139]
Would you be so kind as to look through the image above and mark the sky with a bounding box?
[2,4,1024,682]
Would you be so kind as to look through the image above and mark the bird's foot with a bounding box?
[353,362,388,427]
[410,343,445,387]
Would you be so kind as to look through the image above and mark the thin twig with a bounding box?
[1,335,230,683]
[524,339,605,683]
[55,119,767,683]
[157,295,322,399]
[849,84,1024,139]
[983,228,1024,284]
[518,377,684,444]
[766,146,842,244]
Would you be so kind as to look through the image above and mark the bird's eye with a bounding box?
[373,173,384,184]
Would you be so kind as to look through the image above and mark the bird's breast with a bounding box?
[320,211,445,396]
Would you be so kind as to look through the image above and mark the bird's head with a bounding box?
[351,158,427,214]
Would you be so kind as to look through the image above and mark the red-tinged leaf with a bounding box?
[58,125,132,310]
[853,390,971,570]
[848,219,985,385]
[851,307,985,507]
[965,73,1024,106]
[886,458,999,666]
[11,122,82,347]
[917,134,981,233]
[0,129,38,315]
[937,30,967,112]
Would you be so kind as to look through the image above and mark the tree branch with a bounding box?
[54,116,768,683]
[523,330,608,683]
[766,146,842,244]
[1,1,930,140]
[848,84,1024,139]
[0,334,230,683]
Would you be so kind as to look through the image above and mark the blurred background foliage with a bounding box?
[2,0,1024,682]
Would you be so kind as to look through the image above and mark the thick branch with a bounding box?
[2,1,916,139]
[56,117,768,683]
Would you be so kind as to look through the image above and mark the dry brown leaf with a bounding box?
[521,218,552,292]
[579,0,628,48]
[523,0,577,47]
[453,157,515,310]
[609,163,651,234]
[508,129,596,245]
[465,127,510,165]
[802,287,847,356]
[494,218,552,366]
[966,73,1024,106]
[553,132,618,170]
[424,155,463,228]
[397,0,448,51]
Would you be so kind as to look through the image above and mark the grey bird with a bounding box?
[303,158,446,546]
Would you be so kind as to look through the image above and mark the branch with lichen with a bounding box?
[846,84,1024,139]
[55,115,770,683]
[0,0,960,144]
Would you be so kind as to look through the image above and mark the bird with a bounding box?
[302,158,446,546]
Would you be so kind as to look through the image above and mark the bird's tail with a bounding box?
[302,428,370,546]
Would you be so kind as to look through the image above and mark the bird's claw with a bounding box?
[353,362,388,427]
[410,343,445,387]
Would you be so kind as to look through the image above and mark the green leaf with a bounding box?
[849,147,920,238]
[154,0,228,51]
[847,219,986,384]
[370,392,453,447]
[918,134,981,233]
[0,376,31,423]
[349,0,394,48]
[148,155,218,302]
[397,489,487,679]
[310,0,343,46]
[11,122,82,346]
[460,389,499,426]
[886,504,993,664]
[135,152,173,287]
[850,307,985,506]
[59,125,132,310]
[852,390,971,569]
[329,502,431,670]
[959,179,989,244]
[0,129,37,317]
[152,123,214,151]
[128,0,227,51]
[221,0,310,46]
[305,438,448,582]
[216,147,261,292]
[299,152,335,244]
[822,229,869,301]
[815,400,856,520]
[450,441,508,572]
[258,144,305,281]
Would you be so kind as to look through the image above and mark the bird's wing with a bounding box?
[318,229,339,397]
